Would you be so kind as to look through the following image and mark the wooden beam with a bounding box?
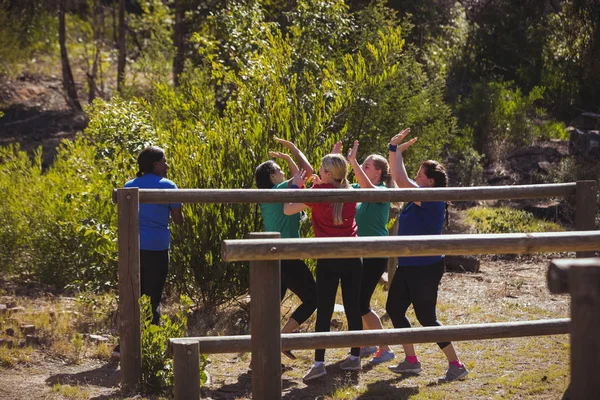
[548,258,600,294]
[568,260,600,398]
[117,188,141,392]
[171,319,569,354]
[110,183,577,204]
[173,339,200,400]
[222,231,600,262]
[576,180,597,258]
[248,232,281,400]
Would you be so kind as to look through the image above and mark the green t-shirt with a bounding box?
[259,180,301,239]
[352,183,390,237]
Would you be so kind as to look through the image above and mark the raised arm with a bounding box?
[283,169,311,215]
[274,137,314,177]
[347,140,376,189]
[269,151,299,177]
[389,128,418,189]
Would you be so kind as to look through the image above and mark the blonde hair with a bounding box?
[321,154,350,225]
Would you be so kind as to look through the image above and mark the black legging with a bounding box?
[140,249,169,325]
[359,257,388,315]
[281,259,317,325]
[385,259,450,349]
[314,258,363,361]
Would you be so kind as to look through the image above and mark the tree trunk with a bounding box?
[59,0,82,111]
[172,0,185,87]
[117,0,126,93]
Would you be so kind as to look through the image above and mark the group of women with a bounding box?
[125,128,468,384]
[254,128,469,383]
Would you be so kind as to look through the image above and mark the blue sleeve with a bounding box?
[162,179,182,209]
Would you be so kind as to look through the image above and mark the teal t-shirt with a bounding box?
[352,183,390,237]
[259,180,301,239]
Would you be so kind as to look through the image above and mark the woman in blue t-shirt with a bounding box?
[385,128,469,382]
[124,146,184,326]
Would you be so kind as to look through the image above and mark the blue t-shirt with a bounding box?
[397,201,446,266]
[124,173,182,251]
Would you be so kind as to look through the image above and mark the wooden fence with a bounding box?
[114,181,598,397]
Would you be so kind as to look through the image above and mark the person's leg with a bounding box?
[339,258,363,357]
[282,259,317,329]
[409,260,450,350]
[385,265,415,356]
[314,259,339,362]
[140,250,169,325]
[359,258,390,352]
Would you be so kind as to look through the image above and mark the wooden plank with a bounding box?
[117,188,141,392]
[173,339,200,400]
[576,180,597,258]
[547,258,600,294]
[111,183,577,204]
[172,319,569,354]
[249,232,281,400]
[222,231,600,262]
[568,261,600,398]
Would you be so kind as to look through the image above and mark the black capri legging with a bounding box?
[385,259,450,349]
[314,258,363,361]
[281,259,317,325]
[359,257,388,315]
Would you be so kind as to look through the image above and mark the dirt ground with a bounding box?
[0,253,572,399]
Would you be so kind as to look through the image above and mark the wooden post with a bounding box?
[576,180,597,258]
[117,188,141,392]
[248,232,281,400]
[548,258,600,399]
[173,339,200,400]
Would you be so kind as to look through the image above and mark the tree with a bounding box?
[59,0,82,111]
[117,0,126,92]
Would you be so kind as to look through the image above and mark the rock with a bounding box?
[524,202,561,221]
[445,256,480,273]
[0,304,6,313]
[569,128,600,157]
[8,306,24,313]
[20,324,35,335]
[89,334,109,344]
[5,328,14,336]
[537,161,552,173]
[25,335,40,347]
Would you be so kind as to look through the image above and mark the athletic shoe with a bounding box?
[388,359,422,374]
[340,356,361,371]
[303,363,327,381]
[369,348,395,365]
[359,346,378,357]
[441,364,469,381]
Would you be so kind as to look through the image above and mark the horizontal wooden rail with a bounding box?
[169,319,569,355]
[112,183,577,204]
[222,231,600,261]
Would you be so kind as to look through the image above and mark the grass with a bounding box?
[51,383,90,400]
[465,206,563,234]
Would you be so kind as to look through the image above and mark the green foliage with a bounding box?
[140,295,208,393]
[466,207,562,234]
[457,81,546,161]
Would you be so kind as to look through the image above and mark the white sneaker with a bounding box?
[303,363,327,381]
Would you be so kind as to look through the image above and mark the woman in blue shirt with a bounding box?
[385,128,468,382]
[124,146,183,325]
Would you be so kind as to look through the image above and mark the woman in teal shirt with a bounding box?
[347,140,396,365]
[254,137,317,360]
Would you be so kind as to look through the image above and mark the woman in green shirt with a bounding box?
[254,137,317,360]
[347,140,396,365]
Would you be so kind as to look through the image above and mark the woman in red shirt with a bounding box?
[284,153,363,381]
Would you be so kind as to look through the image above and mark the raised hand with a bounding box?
[331,140,342,154]
[269,150,291,160]
[273,136,296,151]
[389,128,411,146]
[291,169,308,188]
[347,140,359,163]
[309,174,322,186]
[399,137,418,153]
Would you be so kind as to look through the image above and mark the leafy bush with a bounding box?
[466,207,562,234]
[140,295,208,393]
